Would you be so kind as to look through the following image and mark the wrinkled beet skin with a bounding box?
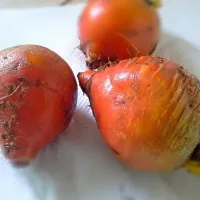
[78,56,200,172]
[0,45,77,164]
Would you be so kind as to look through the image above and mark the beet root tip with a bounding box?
[77,70,96,95]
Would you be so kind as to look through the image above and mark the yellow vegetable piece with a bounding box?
[184,160,200,176]
[150,0,162,8]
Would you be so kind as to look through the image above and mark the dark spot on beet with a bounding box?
[0,101,6,110]
[4,143,12,154]
[4,84,17,95]
[177,66,186,76]
[190,144,200,161]
[36,79,41,87]
[3,141,18,155]
[123,29,138,37]
[176,66,188,83]
[149,42,157,55]
[1,130,15,140]
[145,0,154,6]
[146,26,153,32]
[157,57,164,63]
[2,121,10,130]
[189,104,194,109]
[110,147,120,155]
[3,55,8,60]
[1,134,7,140]
[18,77,27,83]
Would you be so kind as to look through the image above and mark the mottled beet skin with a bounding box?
[0,45,77,165]
[78,0,160,70]
[78,56,200,172]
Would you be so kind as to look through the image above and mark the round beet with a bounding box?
[78,0,161,69]
[0,45,77,164]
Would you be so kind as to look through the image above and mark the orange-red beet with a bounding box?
[78,0,160,69]
[0,45,77,164]
[78,56,200,172]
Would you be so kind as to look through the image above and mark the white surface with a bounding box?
[0,0,62,8]
[0,0,84,8]
[0,1,200,200]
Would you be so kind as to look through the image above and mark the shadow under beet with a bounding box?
[19,106,126,200]
[15,31,200,200]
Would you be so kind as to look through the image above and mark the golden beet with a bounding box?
[78,0,161,69]
[0,45,77,165]
[78,56,200,172]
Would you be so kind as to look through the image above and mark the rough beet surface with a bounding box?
[78,56,200,172]
[0,45,77,164]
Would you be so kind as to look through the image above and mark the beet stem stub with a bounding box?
[77,70,96,95]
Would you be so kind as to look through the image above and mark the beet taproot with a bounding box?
[78,56,200,172]
[0,45,77,164]
[78,0,161,69]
